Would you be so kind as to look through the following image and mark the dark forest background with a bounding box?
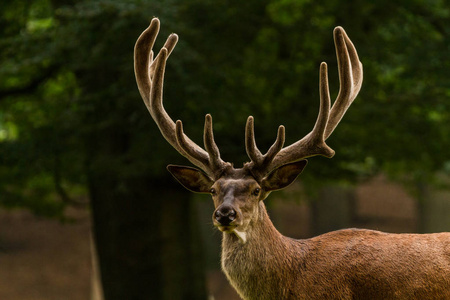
[1,0,449,299]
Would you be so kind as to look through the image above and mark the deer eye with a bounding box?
[252,188,260,196]
[210,188,216,195]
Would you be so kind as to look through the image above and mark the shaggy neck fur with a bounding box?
[220,202,309,300]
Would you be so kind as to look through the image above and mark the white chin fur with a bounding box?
[232,229,247,244]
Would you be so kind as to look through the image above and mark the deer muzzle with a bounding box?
[214,204,237,227]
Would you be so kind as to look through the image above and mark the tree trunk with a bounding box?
[88,171,207,300]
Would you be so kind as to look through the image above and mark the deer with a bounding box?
[134,18,450,300]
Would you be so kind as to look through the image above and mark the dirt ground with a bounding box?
[0,208,91,300]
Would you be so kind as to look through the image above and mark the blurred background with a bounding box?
[1,0,449,299]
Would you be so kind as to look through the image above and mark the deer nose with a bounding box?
[214,205,236,226]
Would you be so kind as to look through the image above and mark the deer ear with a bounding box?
[167,165,214,193]
[262,160,308,192]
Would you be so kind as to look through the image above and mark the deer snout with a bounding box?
[214,205,237,226]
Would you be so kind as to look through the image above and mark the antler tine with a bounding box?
[204,115,220,158]
[149,32,179,79]
[204,114,225,173]
[245,116,263,163]
[308,61,335,156]
[325,27,363,138]
[175,116,225,177]
[174,120,208,165]
[245,116,286,179]
[134,18,160,107]
[263,125,285,164]
[134,18,225,178]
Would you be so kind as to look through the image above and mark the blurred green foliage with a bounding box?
[0,0,449,213]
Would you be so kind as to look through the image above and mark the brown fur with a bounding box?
[221,200,450,300]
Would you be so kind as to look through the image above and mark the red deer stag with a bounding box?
[134,18,450,300]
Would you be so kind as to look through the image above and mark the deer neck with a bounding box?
[220,202,306,299]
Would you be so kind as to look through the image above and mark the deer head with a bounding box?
[134,18,362,243]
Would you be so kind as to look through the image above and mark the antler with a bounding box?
[246,26,363,180]
[134,18,226,178]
